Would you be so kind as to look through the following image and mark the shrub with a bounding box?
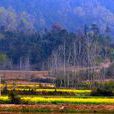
[2,82,8,95]
[91,86,113,96]
[8,90,21,104]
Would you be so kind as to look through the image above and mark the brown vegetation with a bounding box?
[0,104,113,113]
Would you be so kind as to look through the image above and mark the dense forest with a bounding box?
[0,24,113,70]
[0,6,113,73]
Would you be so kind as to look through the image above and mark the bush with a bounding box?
[91,86,113,96]
[2,83,8,95]
[106,63,114,79]
[8,90,21,104]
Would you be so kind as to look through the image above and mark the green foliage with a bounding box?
[8,91,21,104]
[91,88,113,96]
[0,53,7,63]
[91,83,114,96]
[106,63,114,78]
[2,82,8,95]
[0,23,112,70]
[110,48,114,61]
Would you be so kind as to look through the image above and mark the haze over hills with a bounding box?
[0,0,114,35]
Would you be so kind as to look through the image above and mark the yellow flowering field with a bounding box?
[0,95,114,104]
[0,83,54,89]
[0,96,8,101]
[22,96,114,104]
[35,89,91,93]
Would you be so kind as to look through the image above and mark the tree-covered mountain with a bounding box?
[0,0,113,71]
[0,24,113,70]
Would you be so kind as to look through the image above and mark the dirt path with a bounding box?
[0,104,114,113]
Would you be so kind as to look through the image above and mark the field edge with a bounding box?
[0,104,114,113]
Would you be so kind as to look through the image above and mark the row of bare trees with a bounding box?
[48,24,111,88]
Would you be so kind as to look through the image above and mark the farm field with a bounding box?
[0,82,114,113]
[0,86,114,113]
[0,95,114,104]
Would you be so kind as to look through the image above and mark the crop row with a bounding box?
[0,96,114,104]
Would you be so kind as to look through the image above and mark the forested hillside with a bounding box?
[0,2,113,71]
[0,22,113,70]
